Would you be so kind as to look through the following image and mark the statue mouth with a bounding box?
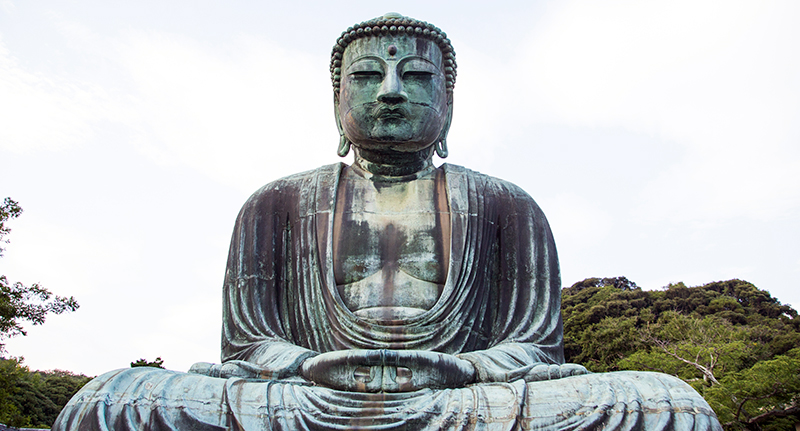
[374,105,409,120]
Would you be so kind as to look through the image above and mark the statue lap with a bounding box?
[54,367,717,430]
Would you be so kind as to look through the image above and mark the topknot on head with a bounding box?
[330,13,457,94]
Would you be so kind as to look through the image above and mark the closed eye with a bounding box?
[403,71,433,79]
[351,71,383,78]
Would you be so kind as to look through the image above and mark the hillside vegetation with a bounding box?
[563,278,800,430]
[0,359,90,428]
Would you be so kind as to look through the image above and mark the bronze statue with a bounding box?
[53,13,722,430]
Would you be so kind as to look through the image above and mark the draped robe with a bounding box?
[53,163,722,431]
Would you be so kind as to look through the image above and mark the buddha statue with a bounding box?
[54,13,722,431]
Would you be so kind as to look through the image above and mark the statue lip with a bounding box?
[374,105,409,120]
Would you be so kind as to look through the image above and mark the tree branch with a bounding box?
[650,337,720,385]
[743,404,799,426]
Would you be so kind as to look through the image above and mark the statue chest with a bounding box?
[332,167,450,321]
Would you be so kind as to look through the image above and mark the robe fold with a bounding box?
[53,164,722,431]
[222,163,563,380]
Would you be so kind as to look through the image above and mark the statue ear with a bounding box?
[435,97,453,158]
[334,93,351,157]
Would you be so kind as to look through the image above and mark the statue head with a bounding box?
[331,13,456,159]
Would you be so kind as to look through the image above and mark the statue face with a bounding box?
[338,35,449,153]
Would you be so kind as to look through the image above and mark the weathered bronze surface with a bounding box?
[53,13,723,430]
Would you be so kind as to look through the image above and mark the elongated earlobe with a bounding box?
[435,138,448,158]
[435,100,453,158]
[333,93,351,157]
[337,134,351,157]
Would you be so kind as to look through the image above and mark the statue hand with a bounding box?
[391,350,476,391]
[522,363,589,382]
[301,349,475,392]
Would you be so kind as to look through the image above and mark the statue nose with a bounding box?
[377,71,408,104]
[378,92,408,104]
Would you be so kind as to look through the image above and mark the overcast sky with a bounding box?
[1,0,798,376]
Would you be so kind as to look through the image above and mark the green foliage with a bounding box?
[0,357,91,428]
[0,198,86,427]
[705,348,800,430]
[562,281,652,371]
[0,357,28,426]
[131,357,165,368]
[0,198,80,353]
[0,198,23,258]
[0,277,80,353]
[568,276,640,291]
[619,313,751,387]
[563,278,800,430]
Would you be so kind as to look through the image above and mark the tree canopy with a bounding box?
[0,358,92,428]
[563,278,800,430]
[0,198,79,353]
[131,357,165,369]
[0,198,85,427]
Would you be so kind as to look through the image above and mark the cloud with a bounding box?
[117,30,343,192]
[506,0,800,223]
[0,37,114,153]
[540,192,613,251]
[1,216,143,297]
[2,19,345,192]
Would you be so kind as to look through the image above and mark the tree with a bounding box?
[561,280,652,371]
[0,198,22,255]
[0,198,79,353]
[0,356,29,426]
[568,276,639,291]
[562,278,800,430]
[705,348,800,430]
[619,313,752,387]
[0,357,92,428]
[131,357,165,369]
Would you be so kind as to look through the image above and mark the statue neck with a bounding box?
[352,146,435,180]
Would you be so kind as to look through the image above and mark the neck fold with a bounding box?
[353,146,435,180]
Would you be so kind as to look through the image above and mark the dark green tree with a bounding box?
[0,356,29,426]
[562,278,800,430]
[619,313,752,387]
[131,357,165,369]
[0,198,80,353]
[0,358,91,428]
[0,198,87,427]
[705,348,800,430]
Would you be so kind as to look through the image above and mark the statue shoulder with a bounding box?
[231,163,344,221]
[240,163,344,210]
[442,163,544,215]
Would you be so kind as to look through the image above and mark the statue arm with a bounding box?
[457,343,565,382]
[221,339,317,379]
[217,180,322,379]
[453,176,583,383]
[220,265,319,378]
[216,269,319,379]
